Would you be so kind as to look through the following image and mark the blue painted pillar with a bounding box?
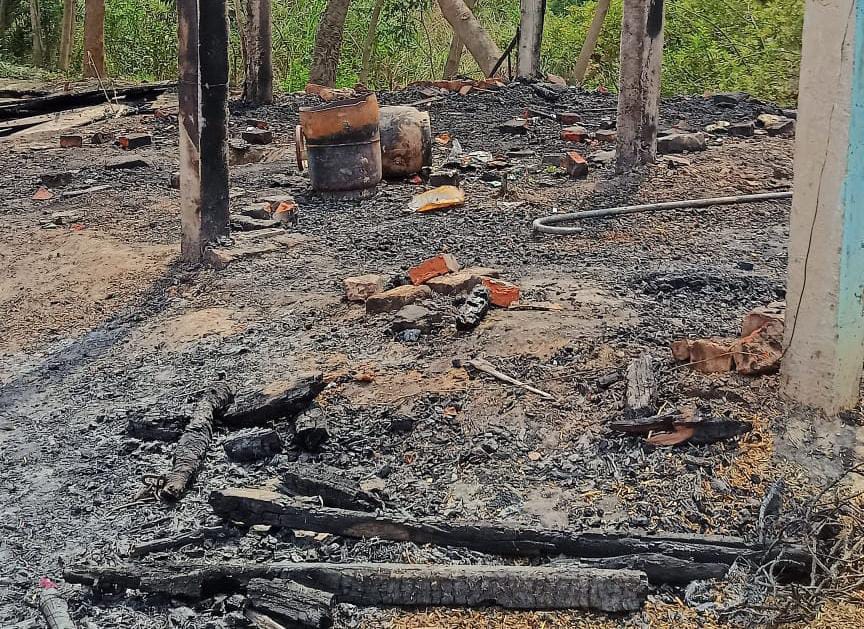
[782,0,864,413]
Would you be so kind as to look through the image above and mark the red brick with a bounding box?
[558,112,581,125]
[562,151,588,178]
[561,126,589,142]
[741,302,785,337]
[688,339,734,373]
[482,278,520,308]
[733,321,783,376]
[118,133,152,150]
[408,254,460,286]
[671,339,692,362]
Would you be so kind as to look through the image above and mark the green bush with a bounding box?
[0,0,803,104]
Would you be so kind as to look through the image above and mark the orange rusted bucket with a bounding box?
[297,94,382,198]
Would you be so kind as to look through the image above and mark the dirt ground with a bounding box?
[1,81,863,628]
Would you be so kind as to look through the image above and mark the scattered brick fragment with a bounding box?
[408,254,460,286]
[482,278,520,308]
[59,134,83,148]
[366,285,433,314]
[118,133,152,150]
[344,274,387,302]
[562,151,588,178]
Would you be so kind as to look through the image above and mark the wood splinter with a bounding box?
[456,357,555,400]
[159,382,234,501]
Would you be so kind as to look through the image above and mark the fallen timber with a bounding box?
[64,562,648,612]
[221,373,324,429]
[209,488,811,581]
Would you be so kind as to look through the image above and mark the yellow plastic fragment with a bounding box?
[409,185,465,213]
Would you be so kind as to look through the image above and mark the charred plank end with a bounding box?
[277,461,380,511]
[222,373,324,428]
[625,352,657,418]
[247,578,333,628]
[159,382,234,501]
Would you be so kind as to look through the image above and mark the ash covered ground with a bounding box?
[0,81,858,628]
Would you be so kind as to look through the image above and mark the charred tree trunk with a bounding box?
[615,0,664,173]
[59,0,76,72]
[572,0,610,83]
[309,0,352,87]
[242,0,273,104]
[442,0,475,78]
[358,0,385,85]
[29,0,44,67]
[83,0,106,78]
[517,0,545,78]
[437,0,502,77]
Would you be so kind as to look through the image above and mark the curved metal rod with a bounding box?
[532,191,793,235]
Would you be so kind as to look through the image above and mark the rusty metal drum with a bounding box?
[379,105,433,178]
[297,94,382,198]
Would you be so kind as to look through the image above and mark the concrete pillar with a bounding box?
[517,0,546,78]
[782,0,864,414]
[615,0,664,173]
[177,0,230,263]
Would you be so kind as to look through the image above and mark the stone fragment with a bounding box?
[704,121,730,134]
[240,203,273,220]
[40,171,74,188]
[561,125,589,142]
[230,215,281,231]
[391,304,442,333]
[541,154,563,167]
[365,285,433,314]
[727,121,755,137]
[593,129,617,143]
[223,428,283,462]
[456,285,490,331]
[499,119,529,135]
[344,274,386,302]
[105,156,151,169]
[90,131,115,145]
[428,169,460,187]
[242,128,274,145]
[688,339,734,373]
[482,278,520,308]
[408,253,460,285]
[757,114,795,137]
[657,133,707,154]
[589,150,616,166]
[118,133,152,150]
[562,151,588,178]
[59,134,83,148]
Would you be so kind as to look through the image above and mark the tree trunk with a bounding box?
[437,0,502,77]
[29,0,44,67]
[571,0,610,83]
[241,0,273,103]
[358,0,385,85]
[615,0,664,173]
[84,0,106,78]
[442,0,475,78]
[517,0,545,78]
[309,0,352,87]
[0,0,9,35]
[59,0,76,72]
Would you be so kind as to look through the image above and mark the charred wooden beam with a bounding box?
[129,526,231,558]
[209,488,811,575]
[65,562,648,612]
[608,413,677,434]
[625,352,657,417]
[294,404,329,451]
[178,0,231,263]
[160,383,234,501]
[277,461,380,511]
[552,553,728,585]
[221,373,324,428]
[0,82,174,121]
[247,579,333,628]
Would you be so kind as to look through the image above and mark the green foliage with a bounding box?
[0,0,803,104]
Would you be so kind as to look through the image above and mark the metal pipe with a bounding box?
[532,191,793,235]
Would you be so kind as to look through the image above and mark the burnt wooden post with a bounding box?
[615,0,664,173]
[243,0,273,104]
[517,0,546,78]
[178,0,230,263]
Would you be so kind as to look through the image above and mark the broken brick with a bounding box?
[671,339,692,362]
[727,121,755,137]
[594,129,617,143]
[90,131,115,145]
[344,274,386,302]
[733,320,783,376]
[741,302,785,337]
[688,339,734,373]
[365,284,433,314]
[561,126,589,142]
[562,151,588,179]
[32,186,54,201]
[118,133,152,150]
[59,134,83,148]
[408,254,460,286]
[458,85,473,96]
[482,278,520,308]
[425,268,500,295]
[242,128,274,145]
[558,112,581,125]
